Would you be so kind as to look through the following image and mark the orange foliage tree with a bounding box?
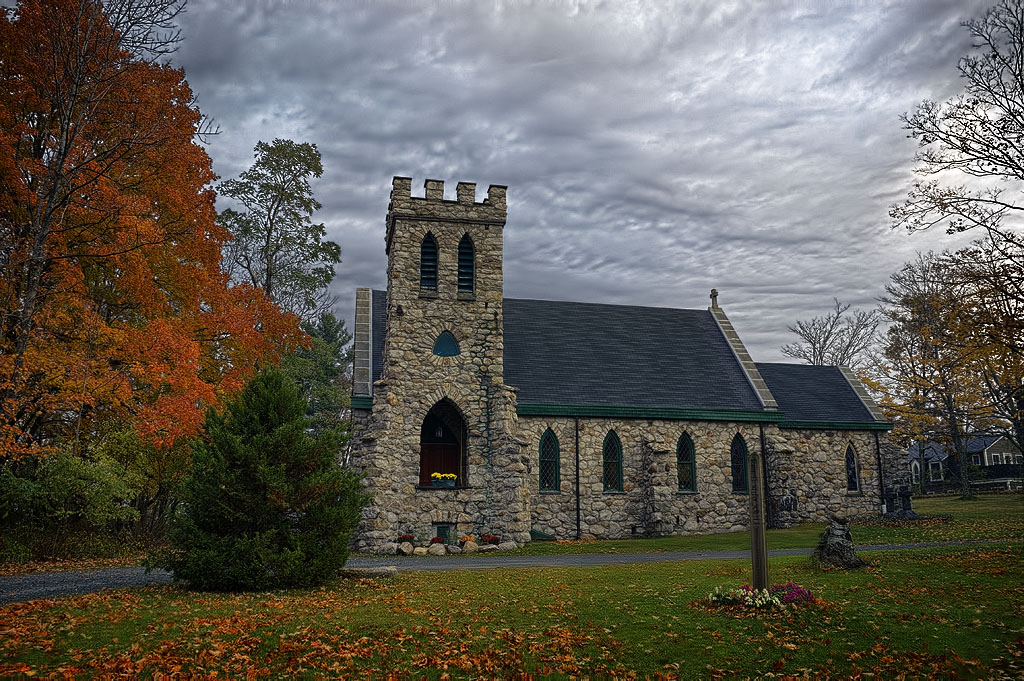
[0,0,303,458]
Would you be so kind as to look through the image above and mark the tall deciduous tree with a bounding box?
[877,254,995,498]
[218,139,341,322]
[941,234,1024,455]
[780,298,881,371]
[890,0,1024,463]
[891,0,1023,257]
[0,0,301,458]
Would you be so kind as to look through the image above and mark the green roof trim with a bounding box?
[777,420,893,431]
[516,402,786,422]
[351,395,372,410]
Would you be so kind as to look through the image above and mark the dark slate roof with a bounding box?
[908,435,1005,462]
[505,298,763,411]
[754,363,875,424]
[367,292,879,422]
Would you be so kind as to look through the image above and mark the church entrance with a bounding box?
[419,399,467,487]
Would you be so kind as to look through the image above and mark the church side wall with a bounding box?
[519,417,884,540]
[765,429,882,527]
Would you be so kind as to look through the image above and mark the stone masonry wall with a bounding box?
[351,178,531,553]
[519,417,886,539]
[765,428,882,527]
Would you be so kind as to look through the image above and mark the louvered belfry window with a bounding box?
[539,429,560,491]
[457,233,474,293]
[603,431,623,492]
[420,233,438,290]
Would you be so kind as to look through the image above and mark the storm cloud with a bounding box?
[175,0,989,360]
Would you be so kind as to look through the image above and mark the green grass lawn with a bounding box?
[497,492,1024,556]
[2,544,1021,678]
[1,494,1021,678]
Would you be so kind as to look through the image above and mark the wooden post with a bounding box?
[749,441,769,591]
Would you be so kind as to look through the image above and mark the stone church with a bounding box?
[350,177,901,553]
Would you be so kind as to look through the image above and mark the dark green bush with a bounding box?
[157,369,366,591]
[0,451,139,561]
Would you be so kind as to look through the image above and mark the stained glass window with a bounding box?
[603,431,623,492]
[677,432,696,492]
[731,434,748,494]
[539,429,560,491]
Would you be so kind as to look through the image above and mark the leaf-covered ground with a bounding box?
[1,494,1021,678]
[1,542,1021,678]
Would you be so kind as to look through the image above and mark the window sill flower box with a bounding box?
[431,472,457,488]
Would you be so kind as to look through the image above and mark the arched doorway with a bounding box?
[419,399,467,487]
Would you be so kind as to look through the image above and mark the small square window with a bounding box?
[433,523,454,544]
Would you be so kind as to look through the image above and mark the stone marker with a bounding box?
[398,542,413,556]
[497,541,517,551]
[462,541,479,554]
[446,544,462,554]
[811,515,866,569]
[427,543,446,556]
[413,546,428,556]
[478,544,498,552]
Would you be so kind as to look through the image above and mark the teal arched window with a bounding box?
[539,429,560,491]
[458,233,474,294]
[432,331,460,357]
[603,430,623,492]
[730,434,748,494]
[420,233,438,290]
[677,432,696,492]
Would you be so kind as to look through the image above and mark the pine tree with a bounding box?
[160,369,365,590]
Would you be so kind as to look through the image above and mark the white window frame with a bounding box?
[928,460,943,481]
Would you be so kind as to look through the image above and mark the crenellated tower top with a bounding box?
[386,177,507,254]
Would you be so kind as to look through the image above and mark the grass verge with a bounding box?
[1,542,1021,678]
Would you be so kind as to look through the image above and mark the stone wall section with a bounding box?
[519,417,887,539]
[765,428,882,527]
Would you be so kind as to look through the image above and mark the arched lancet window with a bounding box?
[432,330,460,357]
[845,444,860,492]
[730,434,748,494]
[603,430,623,492]
[458,233,475,294]
[911,460,921,484]
[420,233,438,290]
[539,429,560,491]
[677,432,696,492]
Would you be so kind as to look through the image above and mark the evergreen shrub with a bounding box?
[157,369,366,591]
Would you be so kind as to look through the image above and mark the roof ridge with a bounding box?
[505,297,708,314]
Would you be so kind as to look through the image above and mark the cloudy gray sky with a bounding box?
[174,0,988,361]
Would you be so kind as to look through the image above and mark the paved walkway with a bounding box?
[0,539,1014,606]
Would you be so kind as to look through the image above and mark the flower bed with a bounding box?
[704,582,816,611]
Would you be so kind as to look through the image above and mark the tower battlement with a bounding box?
[389,176,506,208]
[386,177,506,254]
